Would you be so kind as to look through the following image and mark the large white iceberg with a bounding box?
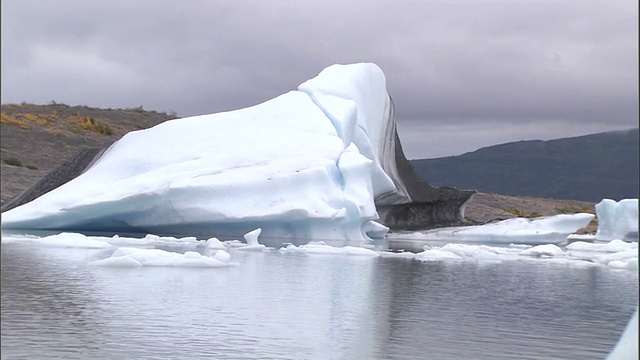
[3,63,469,243]
[595,199,639,241]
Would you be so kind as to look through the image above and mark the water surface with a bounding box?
[1,240,637,359]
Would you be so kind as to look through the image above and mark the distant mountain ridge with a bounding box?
[411,129,639,202]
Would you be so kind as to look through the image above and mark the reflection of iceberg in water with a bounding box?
[1,63,473,243]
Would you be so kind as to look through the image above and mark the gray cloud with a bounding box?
[2,0,637,158]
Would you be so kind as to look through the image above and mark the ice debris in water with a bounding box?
[89,247,236,268]
[279,242,380,256]
[237,228,268,251]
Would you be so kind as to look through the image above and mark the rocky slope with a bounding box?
[1,103,177,204]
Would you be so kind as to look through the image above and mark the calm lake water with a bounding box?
[1,237,637,360]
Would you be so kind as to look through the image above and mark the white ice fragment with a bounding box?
[378,251,417,258]
[88,247,236,268]
[213,250,231,263]
[278,242,379,256]
[567,240,637,253]
[243,228,262,246]
[415,249,463,261]
[224,240,247,248]
[392,213,595,245]
[608,260,631,269]
[342,246,380,257]
[606,306,638,360]
[205,237,226,250]
[595,250,639,266]
[33,232,111,249]
[236,244,268,252]
[520,244,565,257]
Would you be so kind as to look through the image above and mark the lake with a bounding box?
[1,234,637,360]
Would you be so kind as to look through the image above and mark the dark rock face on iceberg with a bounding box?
[1,148,106,213]
[374,98,475,230]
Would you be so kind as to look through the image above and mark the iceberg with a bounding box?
[388,213,595,248]
[1,63,473,243]
[595,199,639,241]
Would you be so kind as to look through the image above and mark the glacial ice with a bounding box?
[0,63,409,243]
[88,247,236,268]
[595,199,639,241]
[2,229,637,271]
[236,228,268,251]
[388,213,595,245]
[606,306,639,360]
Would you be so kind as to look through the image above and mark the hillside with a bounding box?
[1,103,598,230]
[1,103,178,204]
[411,129,639,202]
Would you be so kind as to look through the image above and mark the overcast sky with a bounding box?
[1,1,637,159]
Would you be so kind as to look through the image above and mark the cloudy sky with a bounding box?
[1,1,637,159]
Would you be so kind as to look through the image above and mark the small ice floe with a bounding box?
[88,247,237,268]
[224,240,247,248]
[595,250,639,269]
[205,237,227,250]
[389,213,595,245]
[29,232,112,249]
[0,233,40,243]
[565,240,638,270]
[566,239,637,253]
[236,228,268,251]
[378,251,418,259]
[279,242,380,257]
[566,233,597,243]
[415,249,463,262]
[519,244,566,258]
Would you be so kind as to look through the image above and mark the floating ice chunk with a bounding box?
[596,199,639,241]
[236,244,268,252]
[279,242,379,256]
[519,244,565,257]
[244,228,262,246]
[595,249,638,266]
[212,250,231,263]
[342,246,381,256]
[390,213,595,245]
[606,306,638,360]
[0,233,40,243]
[224,240,246,248]
[90,255,143,267]
[205,237,226,250]
[441,243,513,261]
[237,228,268,251]
[28,232,112,249]
[415,249,463,261]
[89,247,236,267]
[101,235,156,247]
[567,240,637,253]
[378,251,417,258]
[566,234,597,242]
[363,221,389,239]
